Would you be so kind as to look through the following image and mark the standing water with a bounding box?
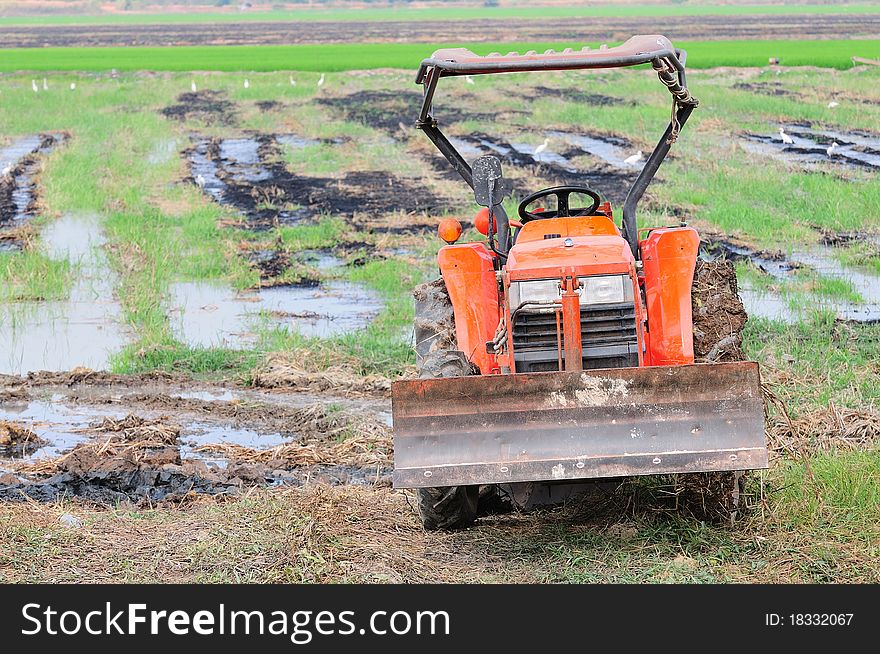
[0,214,129,374]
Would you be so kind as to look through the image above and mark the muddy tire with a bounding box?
[687,260,751,523]
[413,277,457,367]
[416,485,480,531]
[412,287,482,530]
[691,259,748,363]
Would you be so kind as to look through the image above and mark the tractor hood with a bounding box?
[506,234,635,280]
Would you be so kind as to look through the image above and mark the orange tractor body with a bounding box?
[391,37,767,512]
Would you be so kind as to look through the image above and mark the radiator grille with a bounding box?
[512,302,639,372]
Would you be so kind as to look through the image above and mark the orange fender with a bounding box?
[438,243,500,374]
[640,227,699,366]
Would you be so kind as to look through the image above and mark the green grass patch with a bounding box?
[0,250,71,302]
[2,40,878,73]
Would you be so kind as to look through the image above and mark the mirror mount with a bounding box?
[472,155,512,257]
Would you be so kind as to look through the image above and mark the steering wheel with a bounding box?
[518,185,602,223]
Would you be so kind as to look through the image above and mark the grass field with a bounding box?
[0,55,878,582]
[2,39,879,73]
[3,3,879,26]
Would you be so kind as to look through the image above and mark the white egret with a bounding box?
[624,150,645,166]
[191,80,197,93]
[778,127,794,145]
[317,73,325,87]
[826,141,839,156]
[465,75,475,85]
[42,78,48,91]
[31,79,38,93]
[69,82,76,90]
[289,75,296,86]
[244,79,250,89]
[195,174,206,187]
[827,101,839,108]
[533,138,550,161]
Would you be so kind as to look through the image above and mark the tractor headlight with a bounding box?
[508,279,560,310]
[580,275,630,305]
[508,275,631,311]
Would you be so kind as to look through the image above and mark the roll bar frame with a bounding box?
[414,35,699,258]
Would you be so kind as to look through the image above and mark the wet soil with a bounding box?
[0,133,68,250]
[742,124,880,171]
[0,377,392,504]
[4,13,877,48]
[185,132,447,229]
[160,90,238,126]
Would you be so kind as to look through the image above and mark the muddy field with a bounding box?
[1,64,879,583]
[3,13,879,48]
[0,372,392,504]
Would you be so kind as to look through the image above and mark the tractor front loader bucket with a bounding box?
[392,362,767,488]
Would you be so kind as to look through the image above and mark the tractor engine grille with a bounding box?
[511,302,639,373]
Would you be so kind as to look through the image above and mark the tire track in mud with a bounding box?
[0,132,67,250]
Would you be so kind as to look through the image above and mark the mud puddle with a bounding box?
[0,214,129,375]
[0,389,392,503]
[742,125,880,171]
[167,279,383,348]
[702,237,880,323]
[186,133,446,228]
[160,90,238,126]
[0,133,67,249]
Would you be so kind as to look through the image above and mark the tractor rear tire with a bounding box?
[412,281,483,530]
[413,277,457,367]
[686,259,752,524]
[691,259,748,363]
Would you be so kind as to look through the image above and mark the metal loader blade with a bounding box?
[392,362,767,488]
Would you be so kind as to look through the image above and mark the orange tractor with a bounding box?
[393,36,768,529]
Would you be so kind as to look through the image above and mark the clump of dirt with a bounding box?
[0,421,46,457]
[253,352,394,396]
[691,260,748,362]
[4,403,393,504]
[196,421,390,469]
[88,413,181,443]
[160,90,238,126]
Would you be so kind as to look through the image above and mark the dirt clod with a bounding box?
[0,421,46,457]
